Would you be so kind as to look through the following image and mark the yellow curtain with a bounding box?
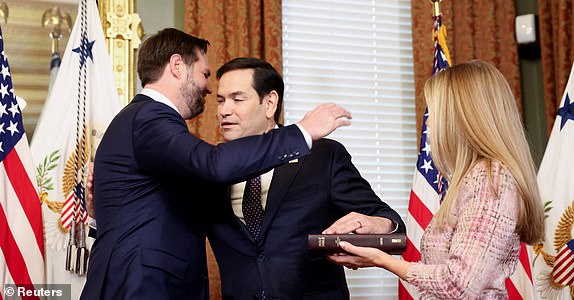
[538,0,574,135]
[184,1,283,298]
[411,1,521,138]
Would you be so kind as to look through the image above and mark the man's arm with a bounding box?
[133,102,352,184]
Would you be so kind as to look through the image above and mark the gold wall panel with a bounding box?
[98,0,141,107]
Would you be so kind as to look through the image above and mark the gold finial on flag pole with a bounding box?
[0,2,8,25]
[41,6,72,54]
[429,0,442,17]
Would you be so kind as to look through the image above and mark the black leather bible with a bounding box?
[307,233,407,255]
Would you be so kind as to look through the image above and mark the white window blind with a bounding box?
[282,1,416,299]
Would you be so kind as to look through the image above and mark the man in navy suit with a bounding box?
[80,28,351,300]
[208,57,406,299]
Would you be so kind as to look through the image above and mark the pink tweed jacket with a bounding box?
[406,160,521,299]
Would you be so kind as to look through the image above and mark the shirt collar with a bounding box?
[140,88,180,115]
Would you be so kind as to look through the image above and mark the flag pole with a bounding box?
[429,0,442,18]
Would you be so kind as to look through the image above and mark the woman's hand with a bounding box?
[327,241,410,280]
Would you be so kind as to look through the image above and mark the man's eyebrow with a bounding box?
[217,91,247,98]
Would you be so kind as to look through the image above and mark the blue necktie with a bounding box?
[242,176,264,239]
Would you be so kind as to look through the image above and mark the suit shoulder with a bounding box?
[313,138,348,153]
[129,96,182,124]
[132,96,175,113]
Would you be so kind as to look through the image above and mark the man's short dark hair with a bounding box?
[216,57,284,123]
[137,28,210,86]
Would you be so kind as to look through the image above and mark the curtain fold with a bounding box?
[538,0,574,135]
[184,1,283,299]
[411,1,521,139]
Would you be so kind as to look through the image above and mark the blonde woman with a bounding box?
[327,60,545,299]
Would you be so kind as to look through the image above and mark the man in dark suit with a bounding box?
[80,29,351,300]
[208,58,406,300]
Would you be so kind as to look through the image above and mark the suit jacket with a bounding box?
[80,94,310,300]
[208,139,406,300]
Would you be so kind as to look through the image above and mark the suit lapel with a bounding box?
[259,157,306,240]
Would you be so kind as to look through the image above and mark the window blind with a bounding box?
[282,1,415,298]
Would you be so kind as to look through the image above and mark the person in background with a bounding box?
[207,57,405,299]
[327,60,545,300]
[80,28,351,300]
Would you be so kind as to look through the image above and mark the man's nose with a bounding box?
[218,99,232,116]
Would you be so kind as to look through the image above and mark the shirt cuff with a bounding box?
[295,123,313,150]
[88,216,97,229]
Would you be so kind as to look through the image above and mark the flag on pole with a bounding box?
[0,25,45,297]
[531,62,574,300]
[48,52,61,92]
[398,10,450,299]
[399,7,534,299]
[30,0,120,298]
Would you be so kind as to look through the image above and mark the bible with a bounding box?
[307,233,406,255]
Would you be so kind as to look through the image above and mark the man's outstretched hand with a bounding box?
[297,103,352,140]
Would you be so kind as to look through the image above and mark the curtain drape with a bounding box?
[411,1,521,139]
[184,1,283,298]
[538,0,574,135]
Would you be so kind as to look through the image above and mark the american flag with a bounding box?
[0,26,45,298]
[399,10,534,300]
[398,12,449,299]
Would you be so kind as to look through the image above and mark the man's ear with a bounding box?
[168,54,185,79]
[264,91,279,119]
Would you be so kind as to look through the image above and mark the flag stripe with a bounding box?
[408,190,433,230]
[0,164,44,285]
[562,267,574,285]
[555,247,573,266]
[507,247,534,299]
[398,281,415,300]
[402,233,421,262]
[0,249,14,300]
[411,165,443,214]
[3,149,43,254]
[556,261,574,285]
[518,243,532,280]
[0,203,39,300]
[505,278,521,300]
[553,251,574,284]
[553,253,573,278]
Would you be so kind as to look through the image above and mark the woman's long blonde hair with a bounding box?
[424,60,544,245]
